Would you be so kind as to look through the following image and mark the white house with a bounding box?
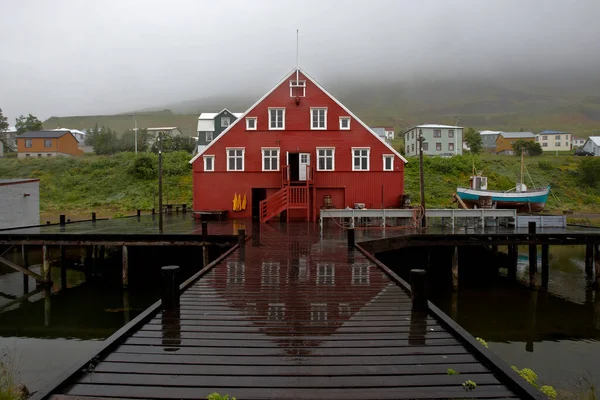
[582,136,600,156]
[572,136,586,148]
[403,124,463,157]
[147,127,184,147]
[535,130,571,151]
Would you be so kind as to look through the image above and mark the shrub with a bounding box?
[579,158,600,186]
[129,154,156,179]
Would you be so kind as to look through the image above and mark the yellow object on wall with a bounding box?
[241,193,247,211]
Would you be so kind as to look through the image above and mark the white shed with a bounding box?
[0,179,40,229]
[582,136,600,156]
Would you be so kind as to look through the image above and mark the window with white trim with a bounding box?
[262,262,280,286]
[289,80,306,97]
[317,148,334,171]
[227,148,244,171]
[203,155,214,172]
[433,129,441,138]
[317,263,335,285]
[227,261,244,284]
[25,139,32,148]
[268,303,285,321]
[339,117,350,130]
[311,303,328,324]
[352,148,370,171]
[262,148,280,171]
[311,108,327,130]
[448,129,454,138]
[448,143,455,151]
[205,131,213,141]
[383,155,394,171]
[423,142,429,151]
[436,143,442,151]
[221,117,230,127]
[351,263,370,285]
[246,117,256,130]
[269,108,285,130]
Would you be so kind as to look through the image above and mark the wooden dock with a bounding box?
[35,223,543,400]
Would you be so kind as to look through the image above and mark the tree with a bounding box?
[463,128,482,154]
[87,125,119,155]
[0,108,11,151]
[511,139,543,156]
[579,158,600,186]
[120,129,150,152]
[151,135,196,153]
[15,114,43,133]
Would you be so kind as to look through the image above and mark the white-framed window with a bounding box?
[311,108,327,130]
[339,117,350,130]
[542,135,548,140]
[262,262,280,286]
[205,131,213,142]
[352,147,370,171]
[411,144,415,152]
[227,261,244,284]
[316,148,335,171]
[423,142,429,151]
[433,129,441,138]
[25,139,32,148]
[436,143,442,151]
[268,303,285,321]
[556,142,561,147]
[448,143,455,151]
[246,117,257,130]
[269,108,285,130]
[203,155,214,172]
[448,129,454,138]
[226,148,244,171]
[221,117,230,127]
[311,303,328,324]
[351,263,370,285]
[289,80,306,97]
[383,155,394,171]
[262,148,280,171]
[316,263,335,285]
[556,135,561,140]
[44,139,52,148]
[542,143,548,147]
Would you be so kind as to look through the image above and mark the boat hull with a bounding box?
[456,186,550,213]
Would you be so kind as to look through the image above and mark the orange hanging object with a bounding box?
[232,192,238,211]
[241,193,247,210]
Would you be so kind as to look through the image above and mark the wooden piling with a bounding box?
[161,265,180,311]
[202,245,209,268]
[44,288,51,327]
[85,246,93,283]
[21,245,29,293]
[595,244,600,290]
[182,204,187,213]
[238,229,246,249]
[42,245,51,285]
[137,209,141,219]
[409,269,427,312]
[508,245,517,282]
[60,214,66,227]
[526,289,538,352]
[541,244,549,289]
[91,212,96,223]
[122,245,129,288]
[123,289,131,324]
[60,245,67,290]
[347,228,355,249]
[585,244,594,276]
[528,222,538,288]
[201,221,208,237]
[451,246,459,291]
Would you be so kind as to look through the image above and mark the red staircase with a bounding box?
[260,166,314,223]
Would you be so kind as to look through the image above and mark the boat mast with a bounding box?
[520,148,524,191]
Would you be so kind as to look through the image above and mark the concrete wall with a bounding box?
[0,180,40,229]
[17,152,74,159]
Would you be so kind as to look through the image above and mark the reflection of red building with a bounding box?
[204,225,391,348]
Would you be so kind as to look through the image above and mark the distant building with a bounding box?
[16,131,84,158]
[3,126,18,151]
[0,179,40,229]
[370,126,395,142]
[572,136,586,148]
[196,109,243,154]
[146,127,183,147]
[535,130,571,151]
[495,132,536,155]
[582,136,600,156]
[51,128,92,153]
[0,140,3,157]
[479,131,501,152]
[403,124,463,157]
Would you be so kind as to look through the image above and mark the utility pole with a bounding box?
[418,130,426,228]
[158,130,164,232]
[131,114,138,154]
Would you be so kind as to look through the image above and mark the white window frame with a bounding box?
[289,80,306,97]
[383,155,394,171]
[339,117,351,130]
[203,155,214,172]
[226,148,245,171]
[268,108,285,130]
[316,147,335,171]
[25,139,32,148]
[436,143,442,151]
[245,117,257,131]
[448,143,455,151]
[226,261,244,285]
[221,117,230,127]
[351,263,370,285]
[310,108,327,130]
[316,263,335,286]
[205,131,213,142]
[262,262,280,286]
[261,147,280,172]
[448,129,454,138]
[352,147,370,171]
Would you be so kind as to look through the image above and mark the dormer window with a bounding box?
[339,117,350,130]
[290,80,306,97]
[246,117,257,130]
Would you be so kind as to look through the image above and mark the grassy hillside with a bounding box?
[0,153,598,222]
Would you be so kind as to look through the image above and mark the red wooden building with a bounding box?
[190,68,407,222]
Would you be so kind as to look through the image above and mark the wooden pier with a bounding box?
[34,223,543,400]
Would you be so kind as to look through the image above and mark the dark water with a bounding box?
[426,245,600,392]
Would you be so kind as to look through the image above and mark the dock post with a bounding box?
[21,245,29,293]
[347,227,355,249]
[85,246,93,282]
[541,244,549,289]
[238,228,246,249]
[122,245,129,288]
[161,266,180,311]
[60,245,67,290]
[202,221,208,237]
[182,204,187,214]
[409,269,428,312]
[508,244,517,282]
[252,221,261,247]
[595,244,600,290]
[528,222,538,288]
[42,245,51,285]
[60,214,66,227]
[451,246,459,291]
[203,245,210,267]
[91,212,96,223]
[137,209,141,219]
[586,244,594,277]
[44,288,51,327]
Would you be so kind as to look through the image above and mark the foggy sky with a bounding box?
[1,0,599,123]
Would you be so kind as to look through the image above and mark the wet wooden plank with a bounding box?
[65,384,517,399]
[148,316,439,326]
[132,330,456,340]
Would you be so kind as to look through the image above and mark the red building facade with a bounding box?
[190,68,406,222]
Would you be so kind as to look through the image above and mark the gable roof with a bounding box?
[370,127,386,138]
[586,136,600,146]
[498,132,535,139]
[189,68,408,164]
[416,124,463,129]
[198,109,243,120]
[539,130,568,135]
[52,128,86,135]
[17,130,72,139]
[479,130,501,136]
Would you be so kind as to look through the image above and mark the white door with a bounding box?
[299,153,310,181]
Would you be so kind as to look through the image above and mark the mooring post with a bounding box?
[123,289,131,324]
[586,244,594,277]
[409,269,428,312]
[182,204,187,214]
[91,212,96,223]
[85,246,93,283]
[201,221,208,237]
[21,245,29,293]
[508,244,517,282]
[137,209,141,219]
[595,244,600,290]
[152,208,156,215]
[59,214,66,227]
[252,221,261,247]
[42,245,51,285]
[202,245,210,268]
[60,245,67,290]
[451,246,459,291]
[347,227,355,249]
[526,289,538,352]
[238,228,246,249]
[44,288,51,327]
[161,265,180,311]
[528,222,538,288]
[541,244,549,289]
[122,245,129,288]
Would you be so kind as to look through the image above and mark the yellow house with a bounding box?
[495,132,536,155]
[535,130,571,152]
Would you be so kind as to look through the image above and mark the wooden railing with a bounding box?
[288,187,308,207]
[281,165,314,187]
[260,188,288,223]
